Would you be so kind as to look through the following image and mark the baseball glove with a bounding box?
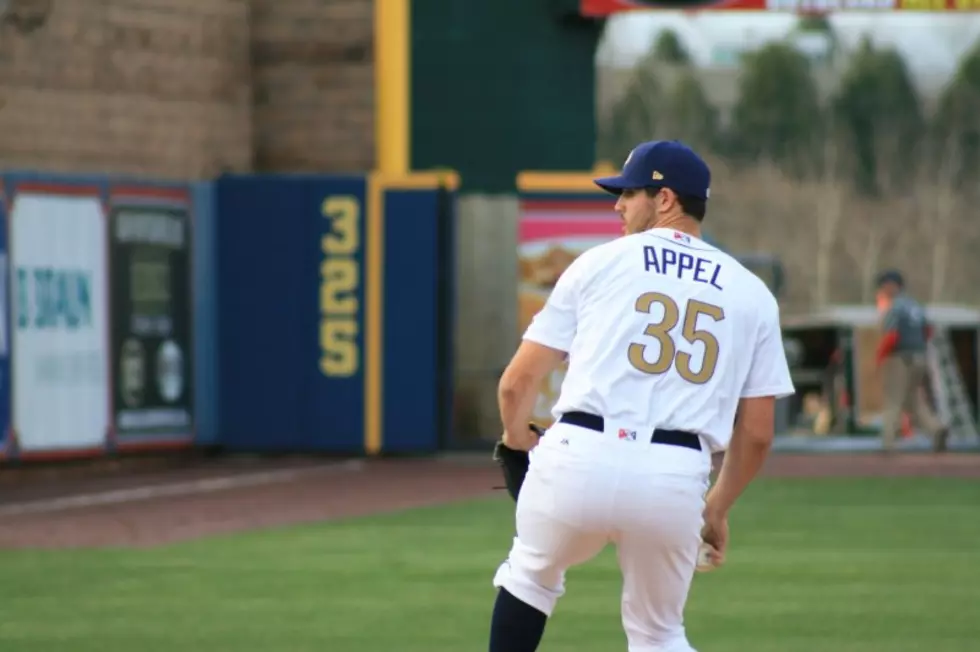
[493,423,546,502]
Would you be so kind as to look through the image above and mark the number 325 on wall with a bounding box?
[320,195,361,377]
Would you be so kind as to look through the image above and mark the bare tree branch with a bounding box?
[926,132,963,303]
[812,136,847,307]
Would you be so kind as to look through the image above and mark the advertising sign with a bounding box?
[108,188,194,443]
[0,196,10,454]
[10,187,110,453]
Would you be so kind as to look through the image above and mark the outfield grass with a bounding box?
[1,477,978,651]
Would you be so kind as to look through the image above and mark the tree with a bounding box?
[931,38,980,189]
[832,36,923,196]
[911,135,975,303]
[926,153,958,302]
[839,198,891,303]
[793,14,839,65]
[796,15,833,34]
[659,70,718,153]
[653,29,690,66]
[729,42,824,174]
[810,134,849,307]
[596,52,663,164]
[913,39,980,301]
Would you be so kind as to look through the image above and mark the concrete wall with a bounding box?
[453,194,520,443]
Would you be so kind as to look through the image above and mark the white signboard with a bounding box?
[11,192,109,452]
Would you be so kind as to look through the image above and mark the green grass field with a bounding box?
[1,477,979,651]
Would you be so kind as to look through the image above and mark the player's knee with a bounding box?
[501,538,565,587]
[623,615,695,652]
[492,557,564,616]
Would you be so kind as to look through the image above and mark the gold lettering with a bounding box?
[322,196,360,255]
[320,321,358,377]
[628,293,726,384]
[320,195,362,377]
[320,259,359,315]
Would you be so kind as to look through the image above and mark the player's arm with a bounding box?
[706,298,795,518]
[498,257,582,451]
[876,305,900,365]
[498,342,567,450]
[706,397,776,518]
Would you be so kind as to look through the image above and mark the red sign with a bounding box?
[582,0,980,12]
[581,0,781,13]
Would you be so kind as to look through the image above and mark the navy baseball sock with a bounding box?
[488,588,547,652]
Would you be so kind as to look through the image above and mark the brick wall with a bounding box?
[251,0,374,173]
[0,0,374,180]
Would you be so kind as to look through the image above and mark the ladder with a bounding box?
[926,329,979,444]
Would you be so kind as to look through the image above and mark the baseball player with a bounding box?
[488,140,795,652]
[874,270,949,452]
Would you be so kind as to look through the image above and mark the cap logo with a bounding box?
[652,170,664,180]
[624,150,635,168]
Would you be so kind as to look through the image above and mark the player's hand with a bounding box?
[700,510,729,567]
[502,426,540,452]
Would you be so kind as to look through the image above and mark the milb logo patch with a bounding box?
[618,429,637,441]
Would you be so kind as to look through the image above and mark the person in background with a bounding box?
[875,270,949,453]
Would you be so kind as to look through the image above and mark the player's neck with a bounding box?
[650,216,702,239]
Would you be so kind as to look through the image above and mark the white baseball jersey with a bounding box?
[523,227,795,452]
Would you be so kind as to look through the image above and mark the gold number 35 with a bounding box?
[628,292,725,385]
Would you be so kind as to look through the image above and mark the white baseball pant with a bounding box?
[493,420,712,652]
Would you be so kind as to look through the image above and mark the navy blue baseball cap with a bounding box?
[876,269,905,288]
[594,140,711,201]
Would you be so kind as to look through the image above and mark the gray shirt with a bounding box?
[882,293,928,353]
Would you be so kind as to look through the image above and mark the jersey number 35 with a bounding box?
[628,292,725,385]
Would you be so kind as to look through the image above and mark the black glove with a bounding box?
[493,423,545,502]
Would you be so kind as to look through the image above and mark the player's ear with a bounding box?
[658,187,678,211]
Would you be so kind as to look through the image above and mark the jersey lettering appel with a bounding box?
[522,228,794,452]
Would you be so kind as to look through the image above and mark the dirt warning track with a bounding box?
[0,452,976,549]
